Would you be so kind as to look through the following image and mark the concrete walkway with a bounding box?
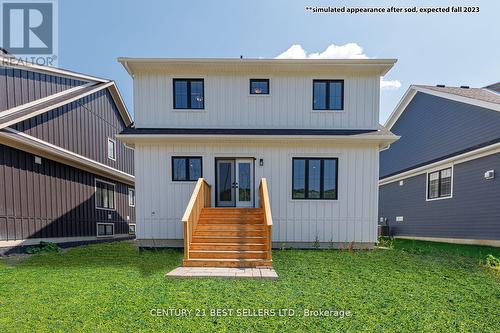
[166,267,278,279]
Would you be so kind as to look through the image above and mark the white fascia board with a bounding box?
[0,128,134,185]
[384,87,417,129]
[379,142,500,186]
[107,83,133,126]
[117,57,397,77]
[116,133,400,147]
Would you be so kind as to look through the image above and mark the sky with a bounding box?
[56,0,500,123]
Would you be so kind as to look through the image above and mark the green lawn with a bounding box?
[0,240,498,333]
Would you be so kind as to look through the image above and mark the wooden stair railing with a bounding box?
[259,178,273,261]
[181,178,211,260]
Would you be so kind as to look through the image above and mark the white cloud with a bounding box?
[275,43,368,60]
[275,43,401,90]
[380,78,402,90]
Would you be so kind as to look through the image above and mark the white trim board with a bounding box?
[0,82,113,130]
[385,85,500,129]
[0,128,135,185]
[0,56,133,127]
[394,236,500,248]
[0,82,95,119]
[379,142,500,186]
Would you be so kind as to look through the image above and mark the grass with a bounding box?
[0,239,499,333]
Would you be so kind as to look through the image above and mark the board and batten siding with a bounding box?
[379,152,500,241]
[0,144,135,241]
[0,67,85,112]
[10,89,134,175]
[133,74,380,130]
[134,141,380,244]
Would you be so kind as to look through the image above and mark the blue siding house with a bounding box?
[379,83,500,247]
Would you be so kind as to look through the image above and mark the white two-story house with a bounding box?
[117,58,399,267]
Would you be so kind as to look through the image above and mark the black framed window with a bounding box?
[172,157,202,181]
[173,79,204,109]
[292,158,338,200]
[96,180,115,210]
[427,168,452,199]
[250,79,269,95]
[313,80,344,110]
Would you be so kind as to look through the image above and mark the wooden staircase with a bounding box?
[181,179,273,268]
[183,208,272,267]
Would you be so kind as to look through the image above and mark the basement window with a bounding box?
[427,167,452,200]
[97,223,114,237]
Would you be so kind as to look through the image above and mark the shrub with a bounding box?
[483,254,500,271]
[377,237,394,248]
[26,241,60,254]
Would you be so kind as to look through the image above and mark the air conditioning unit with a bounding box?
[484,170,495,180]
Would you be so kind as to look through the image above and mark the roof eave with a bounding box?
[116,133,400,147]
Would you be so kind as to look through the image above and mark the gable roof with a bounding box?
[385,84,500,129]
[415,85,500,104]
[0,54,133,127]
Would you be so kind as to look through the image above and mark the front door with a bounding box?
[216,158,254,207]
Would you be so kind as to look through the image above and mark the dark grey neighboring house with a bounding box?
[0,54,136,253]
[379,83,500,247]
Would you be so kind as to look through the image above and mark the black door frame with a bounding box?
[214,157,256,208]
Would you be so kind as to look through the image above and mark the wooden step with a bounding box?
[194,230,265,237]
[202,208,261,212]
[183,258,273,268]
[199,215,263,220]
[189,250,267,259]
[201,209,263,215]
[190,243,266,251]
[195,224,265,231]
[191,236,267,243]
[198,219,263,225]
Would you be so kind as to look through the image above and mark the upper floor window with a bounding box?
[313,80,344,110]
[172,157,202,181]
[107,138,116,160]
[96,179,115,210]
[173,79,204,109]
[128,188,136,207]
[292,158,338,200]
[427,167,452,200]
[250,79,269,95]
